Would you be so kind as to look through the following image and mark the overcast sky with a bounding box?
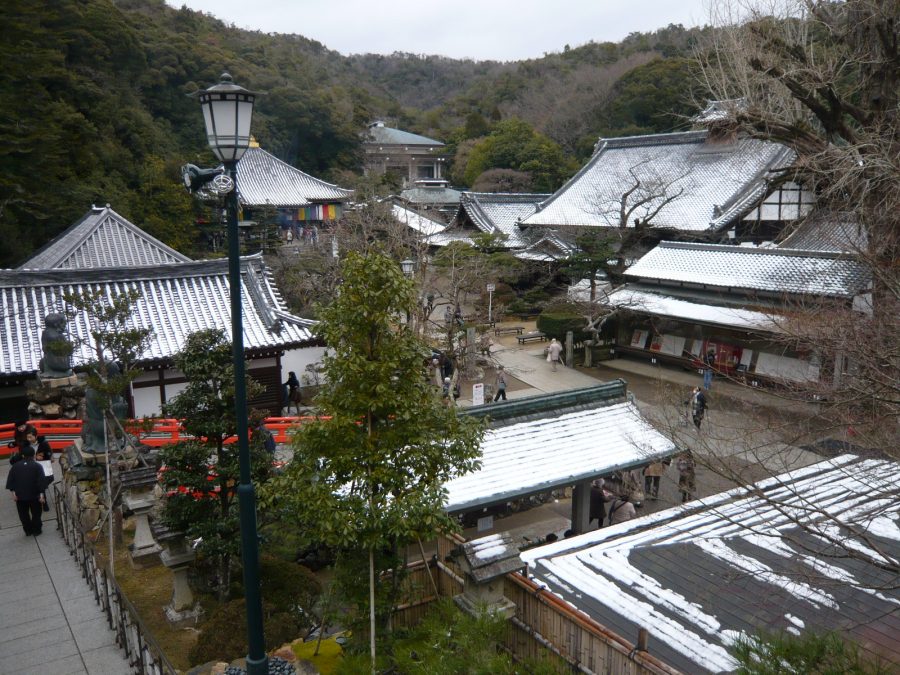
[165,0,712,62]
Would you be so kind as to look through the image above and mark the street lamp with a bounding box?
[197,73,268,675]
[400,260,415,326]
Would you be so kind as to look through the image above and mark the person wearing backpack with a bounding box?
[607,494,636,526]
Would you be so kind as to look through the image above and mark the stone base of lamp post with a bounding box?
[161,548,202,623]
[454,533,521,620]
[124,494,161,568]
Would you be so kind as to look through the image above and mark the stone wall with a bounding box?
[25,373,87,420]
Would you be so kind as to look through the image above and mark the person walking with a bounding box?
[6,445,46,535]
[589,479,610,528]
[676,450,696,503]
[690,386,708,430]
[703,348,715,390]
[31,433,54,511]
[547,338,563,372]
[643,460,668,500]
[11,420,37,450]
[494,366,508,402]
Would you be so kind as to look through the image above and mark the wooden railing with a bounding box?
[0,415,323,456]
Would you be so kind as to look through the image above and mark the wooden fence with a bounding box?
[54,483,177,675]
[422,534,681,675]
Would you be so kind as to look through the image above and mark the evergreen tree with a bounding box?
[158,328,273,602]
[263,251,483,669]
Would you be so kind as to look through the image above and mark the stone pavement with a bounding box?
[451,332,827,544]
[0,462,131,675]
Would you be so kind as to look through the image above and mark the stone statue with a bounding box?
[39,313,74,378]
[82,361,129,454]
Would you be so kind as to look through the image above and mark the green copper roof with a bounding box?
[366,123,444,147]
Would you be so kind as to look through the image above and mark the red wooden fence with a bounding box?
[0,416,322,457]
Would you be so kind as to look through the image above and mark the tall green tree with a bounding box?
[463,118,575,191]
[562,230,616,303]
[158,329,273,601]
[263,252,483,670]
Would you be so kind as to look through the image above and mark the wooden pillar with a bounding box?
[571,479,592,535]
[565,331,574,370]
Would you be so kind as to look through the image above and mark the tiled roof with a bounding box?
[399,185,461,207]
[19,206,191,269]
[778,210,867,252]
[424,228,474,248]
[522,455,900,674]
[391,203,447,237]
[521,131,794,232]
[514,232,575,262]
[365,123,444,147]
[625,241,870,298]
[0,256,316,377]
[236,147,352,208]
[457,192,550,248]
[444,400,676,513]
[605,285,781,331]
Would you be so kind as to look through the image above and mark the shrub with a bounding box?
[189,598,303,666]
[537,304,589,342]
[259,555,322,630]
[731,631,887,675]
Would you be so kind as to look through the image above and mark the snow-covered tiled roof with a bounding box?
[625,241,870,298]
[606,285,781,332]
[19,206,191,270]
[522,455,900,674]
[521,131,794,232]
[236,146,352,208]
[514,232,575,262]
[457,192,550,248]
[0,256,316,377]
[424,228,474,248]
[365,123,444,147]
[444,401,676,513]
[391,203,447,237]
[399,184,461,207]
[778,211,867,253]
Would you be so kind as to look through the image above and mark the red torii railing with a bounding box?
[0,416,322,457]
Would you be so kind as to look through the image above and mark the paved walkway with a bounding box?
[0,463,131,675]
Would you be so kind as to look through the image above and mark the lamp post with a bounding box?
[197,73,268,675]
[400,259,415,326]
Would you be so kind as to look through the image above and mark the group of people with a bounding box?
[6,420,54,536]
[587,449,698,528]
[284,224,319,247]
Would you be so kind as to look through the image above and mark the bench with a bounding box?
[494,325,524,336]
[517,331,547,344]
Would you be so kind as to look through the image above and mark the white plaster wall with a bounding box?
[132,386,162,419]
[281,346,326,386]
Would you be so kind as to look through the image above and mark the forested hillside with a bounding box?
[0,0,706,266]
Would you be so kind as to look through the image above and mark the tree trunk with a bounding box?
[369,546,376,674]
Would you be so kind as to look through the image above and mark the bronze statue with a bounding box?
[82,361,129,454]
[39,313,74,378]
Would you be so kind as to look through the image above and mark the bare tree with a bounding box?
[585,158,690,283]
[693,0,899,453]
[615,0,900,602]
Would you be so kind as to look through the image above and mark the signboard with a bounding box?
[486,283,495,292]
[477,515,494,532]
[472,382,485,406]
